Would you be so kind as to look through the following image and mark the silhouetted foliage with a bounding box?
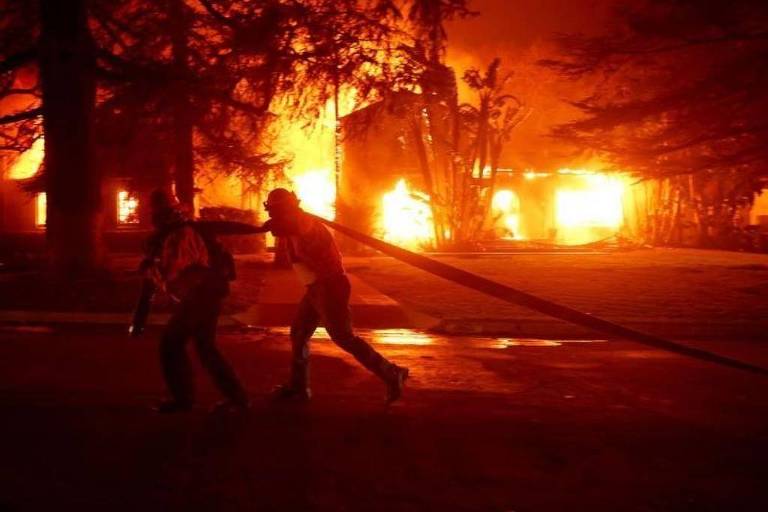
[365,1,526,247]
[0,0,406,268]
[542,0,768,180]
[0,1,40,153]
[542,0,768,247]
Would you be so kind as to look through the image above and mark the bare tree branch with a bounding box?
[0,107,42,125]
[0,48,37,75]
[198,0,238,28]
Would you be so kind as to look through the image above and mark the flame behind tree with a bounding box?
[91,0,309,208]
[0,3,39,160]
[282,0,404,210]
[458,58,528,242]
[541,0,768,248]
[0,0,102,272]
[374,0,528,248]
[93,0,403,208]
[0,0,409,271]
[380,178,434,249]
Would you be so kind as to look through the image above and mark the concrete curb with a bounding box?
[0,310,243,328]
[231,271,436,329]
[432,318,768,341]
[3,309,764,342]
[0,272,439,331]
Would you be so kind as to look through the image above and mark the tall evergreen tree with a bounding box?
[541,0,768,246]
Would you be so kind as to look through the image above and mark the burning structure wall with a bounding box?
[338,93,630,250]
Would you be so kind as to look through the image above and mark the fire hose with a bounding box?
[313,215,768,378]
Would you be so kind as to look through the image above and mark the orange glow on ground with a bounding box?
[7,139,44,180]
[380,179,434,250]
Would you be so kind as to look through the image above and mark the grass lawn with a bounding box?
[347,248,768,339]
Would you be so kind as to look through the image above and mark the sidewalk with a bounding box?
[0,262,434,330]
[231,270,435,329]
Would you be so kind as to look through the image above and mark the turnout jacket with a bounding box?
[264,211,345,284]
[147,224,212,302]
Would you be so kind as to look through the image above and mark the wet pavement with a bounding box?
[246,325,608,348]
[0,325,767,511]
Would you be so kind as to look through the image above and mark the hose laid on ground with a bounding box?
[314,215,768,378]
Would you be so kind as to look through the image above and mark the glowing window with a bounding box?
[117,190,140,225]
[35,193,46,227]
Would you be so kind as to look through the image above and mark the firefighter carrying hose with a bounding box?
[255,188,409,403]
[132,190,249,413]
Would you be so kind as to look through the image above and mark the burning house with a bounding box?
[337,92,631,251]
[0,138,262,254]
[0,141,135,235]
[3,97,767,255]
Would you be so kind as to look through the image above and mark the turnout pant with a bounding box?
[160,289,247,405]
[289,273,396,390]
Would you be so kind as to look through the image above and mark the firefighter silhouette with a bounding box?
[135,189,249,413]
[257,188,409,403]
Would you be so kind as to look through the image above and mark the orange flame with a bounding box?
[6,139,44,180]
[379,179,434,250]
[555,173,625,244]
[491,189,523,240]
[291,168,336,220]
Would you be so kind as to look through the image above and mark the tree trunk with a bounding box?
[410,117,443,247]
[39,0,102,273]
[172,104,195,209]
[665,182,681,245]
[472,137,502,240]
[421,101,447,243]
[169,0,195,209]
[446,77,462,241]
[333,69,341,215]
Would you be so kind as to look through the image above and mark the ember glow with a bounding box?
[555,173,625,243]
[380,179,434,250]
[491,189,523,239]
[292,168,336,220]
[7,139,44,180]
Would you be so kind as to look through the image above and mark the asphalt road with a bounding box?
[0,325,767,511]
